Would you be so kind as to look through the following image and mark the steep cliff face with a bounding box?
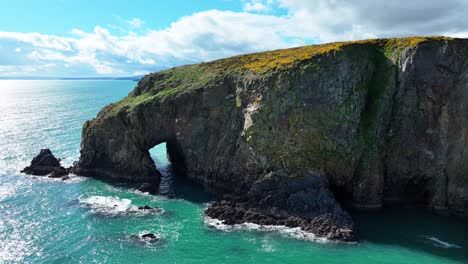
[73,37,468,239]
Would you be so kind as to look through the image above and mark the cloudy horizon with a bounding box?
[1,0,468,77]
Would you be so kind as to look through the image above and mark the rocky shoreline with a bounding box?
[205,200,355,241]
[205,170,356,241]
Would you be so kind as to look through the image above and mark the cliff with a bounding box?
[73,37,468,240]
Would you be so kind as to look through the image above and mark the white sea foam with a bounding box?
[79,196,164,216]
[261,239,277,252]
[80,196,132,214]
[62,174,88,183]
[19,173,87,184]
[424,236,462,248]
[133,189,151,196]
[204,217,330,243]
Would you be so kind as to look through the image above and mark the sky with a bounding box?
[1,0,468,77]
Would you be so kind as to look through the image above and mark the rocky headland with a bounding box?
[69,37,468,241]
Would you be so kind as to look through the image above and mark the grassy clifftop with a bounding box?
[104,36,453,117]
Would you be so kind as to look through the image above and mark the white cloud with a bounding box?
[243,0,272,12]
[0,31,73,51]
[274,0,468,42]
[127,18,144,28]
[0,1,468,77]
[0,63,57,76]
[0,10,291,77]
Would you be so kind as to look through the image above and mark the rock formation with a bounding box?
[205,171,355,241]
[73,37,468,240]
[22,149,70,178]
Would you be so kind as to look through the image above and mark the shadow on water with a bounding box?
[150,143,213,204]
[351,207,468,263]
[157,164,213,204]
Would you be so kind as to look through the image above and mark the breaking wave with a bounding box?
[204,217,330,243]
[424,236,462,249]
[79,196,164,216]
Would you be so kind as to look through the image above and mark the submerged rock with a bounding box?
[21,149,70,179]
[130,233,161,243]
[73,37,468,241]
[61,175,71,181]
[141,233,158,239]
[137,183,159,194]
[137,205,165,214]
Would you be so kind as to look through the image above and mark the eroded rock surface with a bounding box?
[205,171,355,241]
[73,37,468,240]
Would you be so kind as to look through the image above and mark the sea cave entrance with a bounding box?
[149,142,174,196]
[148,141,211,203]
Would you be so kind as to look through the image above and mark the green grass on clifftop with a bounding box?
[103,36,453,118]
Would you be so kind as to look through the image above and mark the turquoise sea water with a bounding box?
[0,80,466,264]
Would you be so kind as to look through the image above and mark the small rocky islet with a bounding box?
[23,37,468,242]
[21,149,71,180]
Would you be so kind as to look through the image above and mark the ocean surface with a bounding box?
[0,80,466,264]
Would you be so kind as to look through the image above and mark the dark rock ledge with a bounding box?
[205,171,355,241]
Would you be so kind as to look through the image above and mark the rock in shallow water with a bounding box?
[137,205,165,214]
[130,233,161,243]
[141,233,158,239]
[21,149,70,179]
[137,183,159,194]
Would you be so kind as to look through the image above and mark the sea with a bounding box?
[0,80,466,263]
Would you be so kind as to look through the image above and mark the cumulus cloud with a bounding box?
[274,0,468,42]
[0,0,467,77]
[0,10,291,77]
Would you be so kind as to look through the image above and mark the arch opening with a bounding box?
[148,141,211,203]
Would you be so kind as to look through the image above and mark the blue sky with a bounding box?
[0,1,248,36]
[0,0,467,77]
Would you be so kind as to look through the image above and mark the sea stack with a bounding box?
[73,37,468,241]
[22,149,70,178]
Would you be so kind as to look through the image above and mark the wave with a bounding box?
[62,174,88,183]
[424,236,462,248]
[204,217,330,243]
[17,172,88,183]
[79,196,164,217]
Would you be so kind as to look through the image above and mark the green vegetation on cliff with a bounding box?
[104,36,453,119]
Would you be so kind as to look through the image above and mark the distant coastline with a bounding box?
[0,75,145,81]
